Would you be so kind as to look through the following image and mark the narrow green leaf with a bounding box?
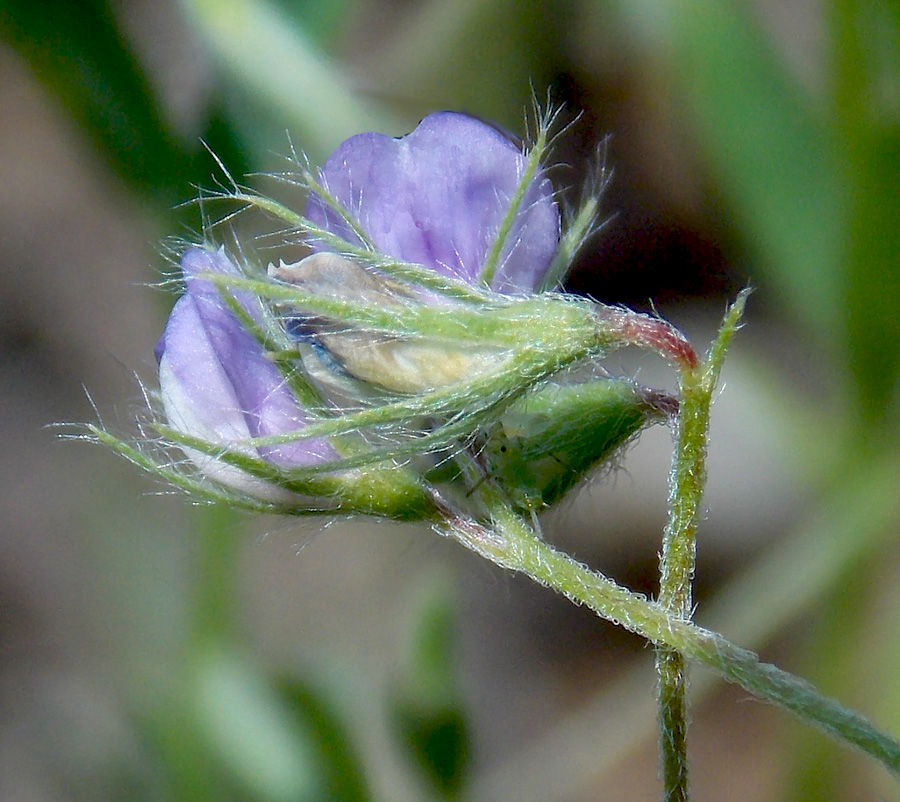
[276,677,374,802]
[621,0,842,334]
[192,647,321,802]
[832,0,900,424]
[391,591,469,799]
[0,0,250,204]
[180,0,399,162]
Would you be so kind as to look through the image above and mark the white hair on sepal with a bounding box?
[537,143,614,294]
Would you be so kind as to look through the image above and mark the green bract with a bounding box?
[484,379,673,513]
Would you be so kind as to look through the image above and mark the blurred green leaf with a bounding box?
[269,0,352,48]
[833,0,900,425]
[192,646,322,802]
[276,677,374,802]
[180,0,399,163]
[780,566,874,800]
[0,0,248,205]
[619,0,843,336]
[390,589,469,799]
[142,700,244,802]
[395,704,469,800]
[191,504,242,643]
[408,591,459,704]
[841,130,900,425]
[0,0,183,198]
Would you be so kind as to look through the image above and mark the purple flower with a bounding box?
[156,247,336,499]
[154,114,563,496]
[306,112,560,293]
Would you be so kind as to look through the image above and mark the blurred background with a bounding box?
[1,0,899,799]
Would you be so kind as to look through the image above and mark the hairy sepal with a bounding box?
[484,379,672,513]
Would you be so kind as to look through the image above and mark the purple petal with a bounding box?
[306,112,559,293]
[180,246,262,322]
[157,248,336,487]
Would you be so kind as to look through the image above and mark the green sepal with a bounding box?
[148,424,435,521]
[342,463,436,521]
[485,379,672,512]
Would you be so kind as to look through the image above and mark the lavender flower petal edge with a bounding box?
[156,247,336,497]
[306,112,560,293]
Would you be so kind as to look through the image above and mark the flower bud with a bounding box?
[269,252,506,393]
[155,247,338,503]
[98,110,680,522]
[485,379,675,512]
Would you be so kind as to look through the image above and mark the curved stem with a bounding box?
[432,289,900,781]
[435,500,900,777]
[468,444,900,802]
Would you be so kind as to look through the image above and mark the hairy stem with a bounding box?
[654,295,741,801]
[657,363,708,801]
[656,650,690,801]
[434,290,900,781]
[435,500,900,776]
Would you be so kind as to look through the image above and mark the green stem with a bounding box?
[467,444,900,802]
[659,366,707,616]
[655,291,747,800]
[434,289,900,781]
[656,365,705,802]
[435,500,900,777]
[656,648,690,801]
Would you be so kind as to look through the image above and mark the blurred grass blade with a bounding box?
[1,0,190,200]
[267,0,351,47]
[832,0,900,424]
[0,0,250,205]
[193,646,321,802]
[842,130,900,425]
[179,0,400,161]
[276,677,374,802]
[390,587,470,799]
[620,0,843,335]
